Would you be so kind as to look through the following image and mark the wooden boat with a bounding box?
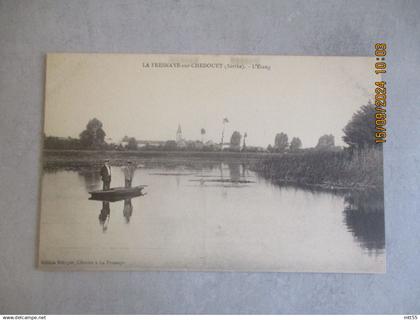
[89,185,147,201]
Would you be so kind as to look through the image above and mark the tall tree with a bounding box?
[290,137,302,151]
[127,137,138,150]
[316,134,335,149]
[343,102,377,149]
[79,118,106,149]
[274,132,288,152]
[230,131,242,150]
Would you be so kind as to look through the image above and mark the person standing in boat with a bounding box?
[100,160,112,190]
[122,160,136,188]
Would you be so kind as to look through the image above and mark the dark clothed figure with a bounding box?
[100,161,112,190]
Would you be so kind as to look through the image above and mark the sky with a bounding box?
[44,53,378,148]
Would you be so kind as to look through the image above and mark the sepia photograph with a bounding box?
[38,53,385,272]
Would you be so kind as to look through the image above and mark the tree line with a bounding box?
[255,102,382,189]
[44,102,378,152]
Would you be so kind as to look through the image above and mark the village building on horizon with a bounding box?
[119,124,252,151]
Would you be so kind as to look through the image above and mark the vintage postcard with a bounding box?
[39,53,385,272]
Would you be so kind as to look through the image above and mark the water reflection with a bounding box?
[227,162,240,182]
[77,167,102,192]
[343,189,385,252]
[99,201,111,232]
[264,178,385,254]
[45,160,385,259]
[95,196,140,232]
[123,198,133,223]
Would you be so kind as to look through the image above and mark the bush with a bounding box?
[256,147,383,189]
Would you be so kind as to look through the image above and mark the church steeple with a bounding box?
[176,124,182,142]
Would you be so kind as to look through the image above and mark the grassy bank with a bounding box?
[253,147,383,190]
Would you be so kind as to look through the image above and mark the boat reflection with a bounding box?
[92,193,145,232]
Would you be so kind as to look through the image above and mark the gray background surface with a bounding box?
[0,0,419,314]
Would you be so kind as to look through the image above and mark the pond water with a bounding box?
[39,159,385,272]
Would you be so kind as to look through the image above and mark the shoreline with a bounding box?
[262,177,381,193]
[43,148,272,157]
[43,149,272,167]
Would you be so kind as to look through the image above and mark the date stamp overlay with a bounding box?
[374,43,387,144]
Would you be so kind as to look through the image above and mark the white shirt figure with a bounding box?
[122,163,136,187]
